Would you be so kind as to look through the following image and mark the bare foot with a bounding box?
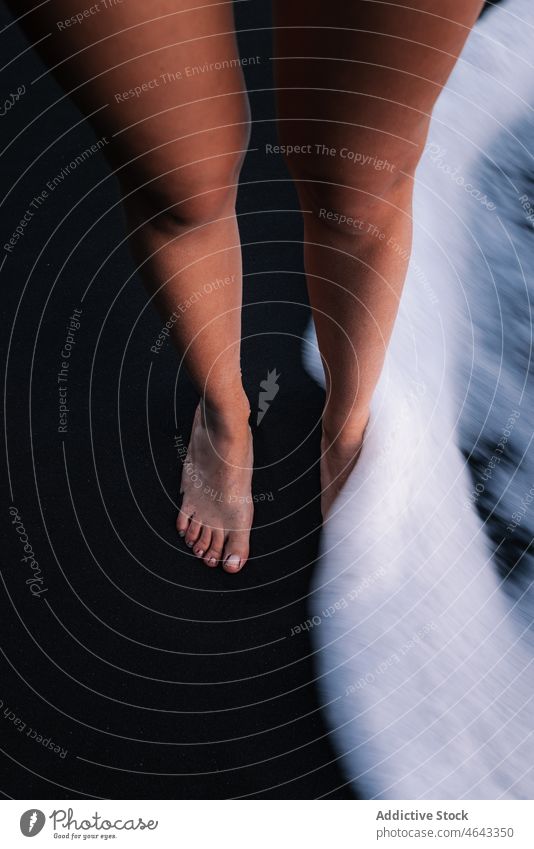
[320,410,369,519]
[176,399,253,573]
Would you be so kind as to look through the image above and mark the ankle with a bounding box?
[322,405,370,448]
[201,392,251,437]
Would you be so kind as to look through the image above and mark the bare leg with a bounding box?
[12,0,253,570]
[273,0,483,515]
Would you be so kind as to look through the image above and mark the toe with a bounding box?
[185,518,202,548]
[222,532,250,573]
[176,506,192,537]
[193,527,212,559]
[203,530,225,568]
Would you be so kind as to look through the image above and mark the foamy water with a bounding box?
[305,0,534,799]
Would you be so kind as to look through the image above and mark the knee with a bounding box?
[304,175,411,239]
[121,145,247,233]
[286,147,420,238]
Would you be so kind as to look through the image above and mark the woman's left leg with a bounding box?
[273,0,483,515]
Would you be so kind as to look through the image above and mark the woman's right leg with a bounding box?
[11,0,253,571]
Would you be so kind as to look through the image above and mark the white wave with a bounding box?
[305,0,534,798]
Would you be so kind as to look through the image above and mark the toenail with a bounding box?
[178,531,185,537]
[186,541,194,548]
[195,549,204,557]
[225,554,242,572]
[208,558,217,567]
